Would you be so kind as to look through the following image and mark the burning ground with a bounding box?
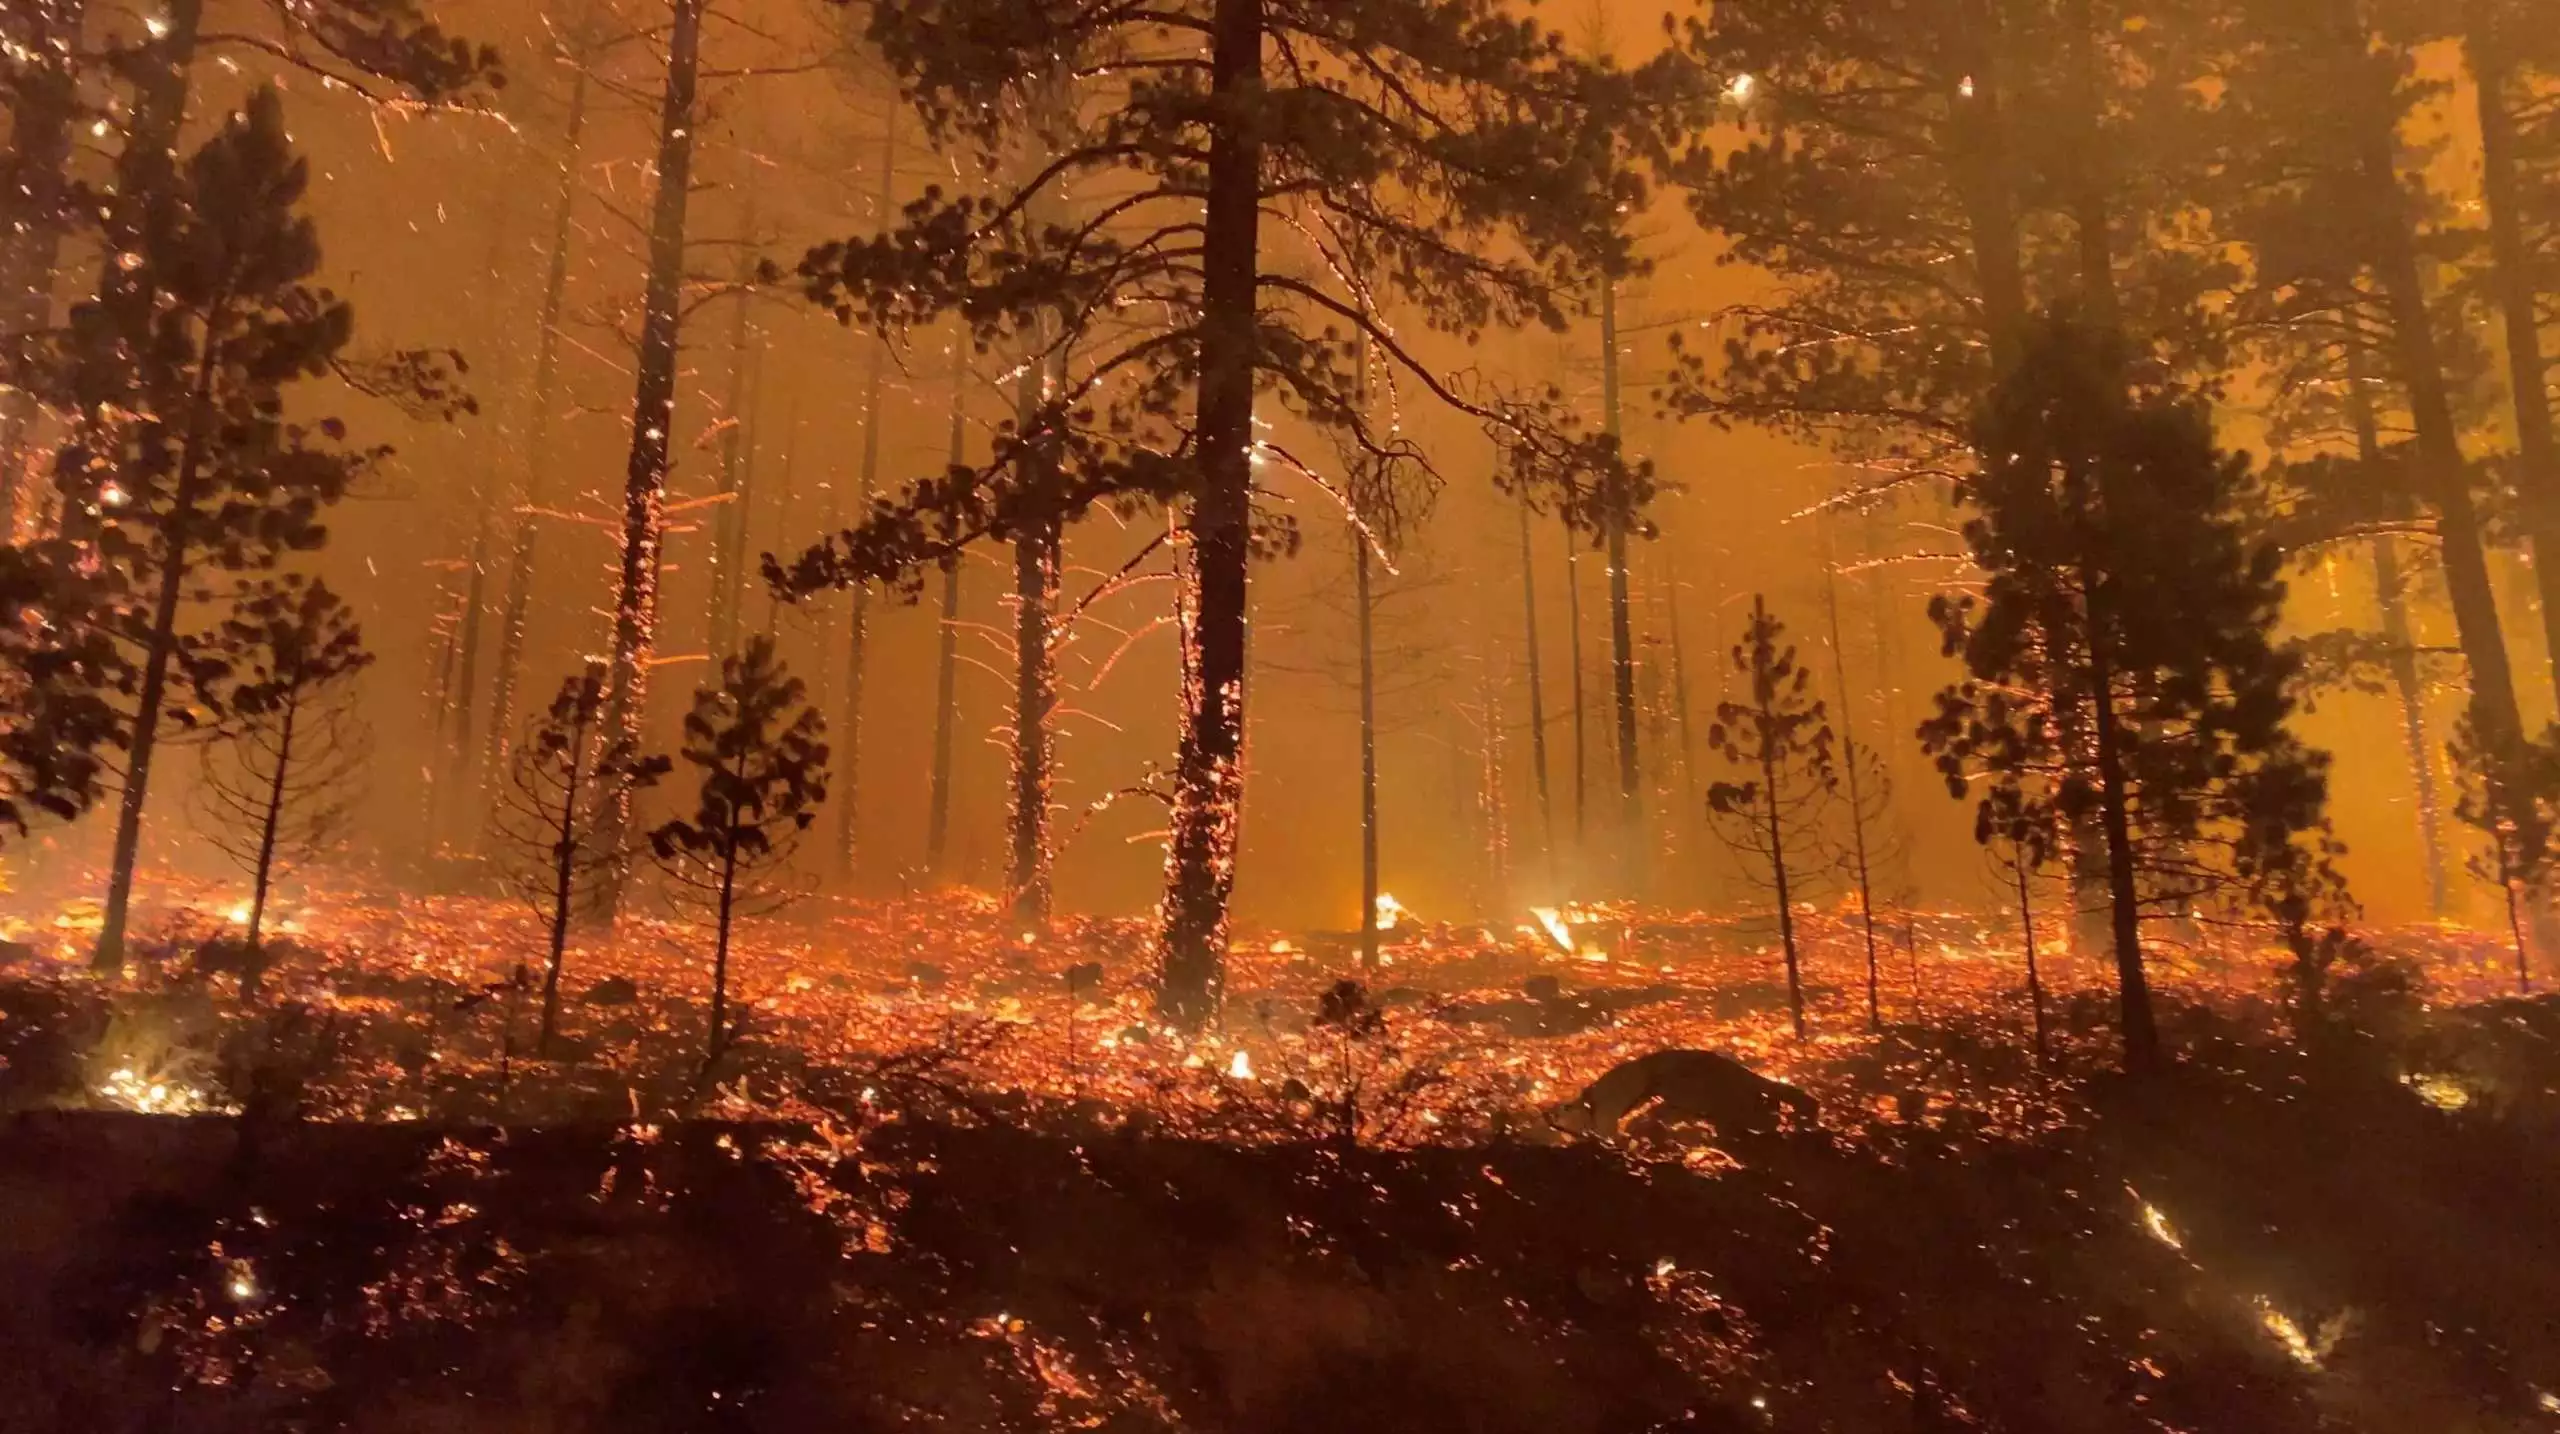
[2,886,2558,1432]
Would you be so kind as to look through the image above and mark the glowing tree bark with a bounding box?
[1009,351,1061,924]
[1598,275,1641,872]
[924,351,967,877]
[483,55,591,785]
[0,0,86,522]
[594,0,706,910]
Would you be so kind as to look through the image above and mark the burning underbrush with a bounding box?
[3,882,2559,1431]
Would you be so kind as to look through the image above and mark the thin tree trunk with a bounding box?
[94,313,227,971]
[1515,486,1555,882]
[594,0,706,911]
[537,688,592,1052]
[1824,562,1884,1032]
[925,345,968,877]
[0,0,86,523]
[1157,0,1263,1026]
[1763,753,1804,1040]
[835,119,896,880]
[2016,852,2048,1067]
[433,220,523,842]
[763,393,800,634]
[1009,353,1059,924]
[1599,276,1641,886]
[1948,0,2029,367]
[239,697,298,1005]
[1355,527,1381,967]
[484,60,592,782]
[708,839,738,1063]
[2467,11,2560,699]
[2345,343,2451,916]
[1565,516,1588,854]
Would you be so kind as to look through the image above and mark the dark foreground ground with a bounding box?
[4,1002,2560,1434]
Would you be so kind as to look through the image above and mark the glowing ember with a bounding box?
[2402,1073,2474,1111]
[1529,907,1574,955]
[1227,1048,1255,1080]
[225,902,253,926]
[97,1066,210,1115]
[2137,1197,2183,1251]
[1375,892,1409,932]
[2253,1297,2322,1369]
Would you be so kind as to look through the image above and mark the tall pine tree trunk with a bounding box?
[95,320,227,971]
[2467,11,2560,697]
[708,172,761,660]
[1355,525,1381,967]
[1598,275,1641,886]
[2347,344,2451,915]
[0,0,86,523]
[835,120,896,880]
[1948,0,2029,367]
[2344,9,2525,752]
[1515,486,1555,882]
[594,0,705,909]
[2060,0,2122,330]
[2080,570,2161,1072]
[1824,561,1884,1032]
[1157,0,1263,1026]
[1761,751,1805,1040]
[484,61,590,782]
[1009,354,1060,924]
[924,348,967,877]
[1565,517,1588,855]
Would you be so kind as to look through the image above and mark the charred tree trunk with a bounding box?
[1762,747,1805,1040]
[0,0,86,523]
[1355,524,1382,968]
[2060,0,2122,330]
[238,696,299,1005]
[594,0,705,912]
[925,348,968,877]
[2015,851,2048,1067]
[2079,563,2160,1073]
[1515,485,1556,882]
[833,125,896,880]
[536,687,594,1054]
[1599,277,1641,885]
[2467,11,2560,698]
[484,60,591,783]
[1157,0,1264,1026]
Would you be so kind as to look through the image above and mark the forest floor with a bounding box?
[0,883,2556,1431]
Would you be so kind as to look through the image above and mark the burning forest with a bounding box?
[4,0,2560,1430]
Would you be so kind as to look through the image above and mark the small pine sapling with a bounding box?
[2451,716,2558,994]
[195,577,371,1001]
[1705,595,1836,1039]
[648,635,827,1074]
[491,662,669,1054]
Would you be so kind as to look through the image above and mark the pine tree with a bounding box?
[1920,318,2335,1072]
[1706,594,1835,1041]
[0,0,88,524]
[195,577,371,1002]
[492,664,669,1055]
[648,635,828,1070]
[0,537,122,841]
[772,0,1677,1024]
[42,90,380,972]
